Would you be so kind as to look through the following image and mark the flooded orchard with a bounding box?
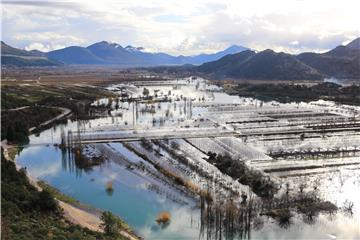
[16,77,360,239]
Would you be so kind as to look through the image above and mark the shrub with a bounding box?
[140,137,153,151]
[207,153,278,198]
[106,181,114,196]
[38,190,58,212]
[100,211,120,236]
[170,141,179,150]
[156,211,171,224]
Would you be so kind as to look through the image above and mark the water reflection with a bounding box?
[17,132,360,240]
[15,77,360,239]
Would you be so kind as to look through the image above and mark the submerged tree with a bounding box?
[143,88,150,97]
[156,211,171,227]
[106,181,114,196]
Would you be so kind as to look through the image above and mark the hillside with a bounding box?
[297,40,360,79]
[197,49,323,80]
[197,37,360,80]
[1,41,60,67]
[197,50,256,77]
[47,46,105,64]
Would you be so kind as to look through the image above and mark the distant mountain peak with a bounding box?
[111,43,122,48]
[225,44,248,51]
[259,49,275,54]
[88,41,122,49]
[95,41,111,46]
[219,44,248,54]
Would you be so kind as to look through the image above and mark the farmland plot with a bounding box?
[214,137,272,161]
[186,137,232,156]
[158,139,251,196]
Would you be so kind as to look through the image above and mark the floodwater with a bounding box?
[15,78,360,239]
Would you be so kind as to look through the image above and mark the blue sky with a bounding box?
[1,0,360,55]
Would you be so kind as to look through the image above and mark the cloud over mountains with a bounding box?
[2,0,360,55]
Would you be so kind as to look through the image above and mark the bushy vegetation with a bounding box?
[37,181,82,207]
[207,152,278,198]
[1,106,61,143]
[140,137,153,151]
[156,211,171,225]
[100,211,132,238]
[227,82,360,105]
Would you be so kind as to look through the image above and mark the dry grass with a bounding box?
[186,181,200,193]
[1,66,171,87]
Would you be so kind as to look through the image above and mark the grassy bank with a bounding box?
[37,181,82,207]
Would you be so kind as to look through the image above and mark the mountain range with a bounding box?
[1,37,359,80]
[1,41,248,66]
[196,37,360,80]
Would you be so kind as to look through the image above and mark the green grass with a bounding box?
[37,181,81,207]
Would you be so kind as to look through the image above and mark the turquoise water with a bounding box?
[16,142,202,239]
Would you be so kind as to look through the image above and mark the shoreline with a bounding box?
[2,142,140,240]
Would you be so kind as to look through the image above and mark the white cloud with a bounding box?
[15,32,85,43]
[2,0,360,54]
[24,42,65,52]
[12,32,85,52]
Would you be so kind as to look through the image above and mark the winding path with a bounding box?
[1,106,30,112]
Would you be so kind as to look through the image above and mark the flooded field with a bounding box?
[16,77,360,239]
